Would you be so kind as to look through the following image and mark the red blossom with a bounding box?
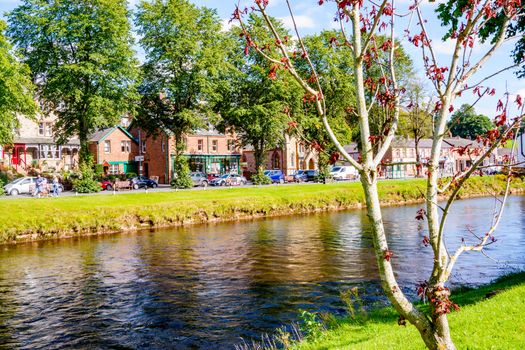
[383,249,394,262]
[422,236,430,247]
[415,208,426,221]
[516,95,523,108]
[495,111,506,127]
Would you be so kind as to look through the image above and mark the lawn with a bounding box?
[0,175,522,243]
[293,272,525,350]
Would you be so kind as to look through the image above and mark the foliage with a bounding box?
[447,104,494,140]
[217,15,304,170]
[0,20,36,145]
[251,167,272,185]
[298,310,325,339]
[135,0,223,140]
[7,0,139,165]
[72,165,102,193]
[0,178,4,196]
[170,156,193,189]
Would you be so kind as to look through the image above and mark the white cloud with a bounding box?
[280,14,315,31]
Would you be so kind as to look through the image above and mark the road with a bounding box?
[0,180,349,200]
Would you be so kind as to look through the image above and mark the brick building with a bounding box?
[88,126,139,175]
[128,127,241,184]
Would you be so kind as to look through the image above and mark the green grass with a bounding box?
[0,175,523,243]
[293,272,525,350]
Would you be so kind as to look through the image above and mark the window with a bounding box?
[212,140,218,152]
[38,122,45,136]
[104,140,111,154]
[162,140,166,153]
[121,140,131,153]
[38,145,60,159]
[109,164,120,174]
[141,141,146,153]
[197,139,204,152]
[291,152,295,167]
[45,123,53,136]
[227,140,235,152]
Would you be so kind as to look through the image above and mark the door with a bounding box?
[144,163,149,178]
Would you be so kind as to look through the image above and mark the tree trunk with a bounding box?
[254,141,265,171]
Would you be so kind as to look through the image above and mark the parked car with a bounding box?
[305,170,319,182]
[3,176,36,196]
[190,172,208,187]
[264,170,285,184]
[292,170,307,182]
[209,174,247,186]
[330,165,358,181]
[100,180,114,191]
[129,176,158,189]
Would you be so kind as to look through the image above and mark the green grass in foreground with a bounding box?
[292,272,525,350]
[0,175,522,243]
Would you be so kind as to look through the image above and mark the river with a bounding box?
[0,196,524,349]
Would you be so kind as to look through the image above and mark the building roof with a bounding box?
[13,137,80,146]
[89,126,138,144]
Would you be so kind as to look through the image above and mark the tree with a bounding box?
[217,15,303,171]
[235,1,523,349]
[398,79,434,176]
[7,0,139,166]
[0,20,36,145]
[448,104,495,140]
[135,0,224,180]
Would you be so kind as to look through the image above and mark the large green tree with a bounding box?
[135,0,225,174]
[217,16,304,170]
[7,0,139,165]
[447,104,494,140]
[0,20,36,145]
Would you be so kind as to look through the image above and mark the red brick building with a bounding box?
[88,126,139,175]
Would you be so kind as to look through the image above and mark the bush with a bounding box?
[0,179,4,196]
[72,165,102,193]
[94,164,104,175]
[251,167,272,185]
[171,156,193,189]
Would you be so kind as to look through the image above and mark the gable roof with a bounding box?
[89,126,138,144]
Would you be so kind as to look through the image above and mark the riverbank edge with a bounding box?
[2,175,523,245]
[289,271,525,349]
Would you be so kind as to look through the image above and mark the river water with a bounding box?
[0,196,524,349]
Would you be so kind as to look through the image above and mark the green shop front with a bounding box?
[107,160,138,175]
[173,154,241,175]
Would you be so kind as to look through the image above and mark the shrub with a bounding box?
[72,165,101,193]
[251,167,272,185]
[171,156,192,189]
[0,179,4,196]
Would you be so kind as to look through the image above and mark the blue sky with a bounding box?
[1,0,523,118]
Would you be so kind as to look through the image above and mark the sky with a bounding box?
[1,0,523,119]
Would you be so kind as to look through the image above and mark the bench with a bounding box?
[113,180,132,190]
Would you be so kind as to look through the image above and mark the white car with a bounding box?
[330,166,359,181]
[3,176,37,196]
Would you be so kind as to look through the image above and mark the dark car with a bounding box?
[292,170,307,182]
[263,170,285,184]
[130,176,158,189]
[305,170,319,182]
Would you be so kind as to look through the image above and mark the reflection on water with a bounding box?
[0,196,524,348]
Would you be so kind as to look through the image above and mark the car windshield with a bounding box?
[331,167,342,172]
[220,174,230,179]
[297,170,304,175]
[263,171,270,176]
[11,177,26,184]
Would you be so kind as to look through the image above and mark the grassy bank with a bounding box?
[0,175,523,244]
[291,272,525,350]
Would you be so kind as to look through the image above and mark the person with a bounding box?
[34,175,44,197]
[52,176,61,197]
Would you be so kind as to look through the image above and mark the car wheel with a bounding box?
[151,183,158,189]
[279,178,284,184]
[202,180,208,187]
[133,184,139,190]
[9,189,19,196]
[106,184,113,191]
